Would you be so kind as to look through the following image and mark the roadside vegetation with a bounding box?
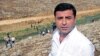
[0,22,52,44]
[76,13,100,25]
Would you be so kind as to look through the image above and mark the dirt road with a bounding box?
[0,8,100,26]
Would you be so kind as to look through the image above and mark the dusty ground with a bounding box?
[0,34,51,56]
[0,20,100,56]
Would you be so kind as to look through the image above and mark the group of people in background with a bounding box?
[4,33,15,48]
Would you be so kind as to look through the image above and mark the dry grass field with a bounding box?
[0,0,100,20]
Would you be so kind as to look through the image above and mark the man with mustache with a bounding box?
[49,3,95,56]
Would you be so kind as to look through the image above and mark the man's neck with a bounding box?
[59,26,75,43]
[59,32,68,38]
[59,32,69,43]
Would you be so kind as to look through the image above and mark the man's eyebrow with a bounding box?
[65,16,72,18]
[57,17,63,19]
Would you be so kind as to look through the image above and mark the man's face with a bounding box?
[55,10,76,34]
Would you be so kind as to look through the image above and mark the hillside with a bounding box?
[0,0,100,20]
[0,0,100,56]
[0,20,100,56]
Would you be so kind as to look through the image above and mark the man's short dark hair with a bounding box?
[54,3,76,17]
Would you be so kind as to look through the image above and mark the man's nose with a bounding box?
[62,18,67,25]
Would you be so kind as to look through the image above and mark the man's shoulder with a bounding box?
[73,31,94,49]
[72,28,92,45]
[77,31,91,42]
